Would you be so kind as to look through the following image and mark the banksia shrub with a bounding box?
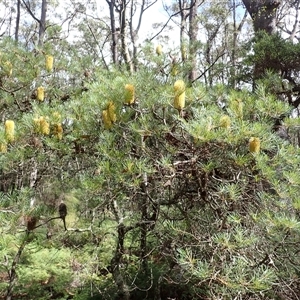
[5,120,15,142]
[249,137,260,153]
[219,115,231,129]
[45,55,54,72]
[174,80,185,111]
[124,84,135,105]
[156,45,163,56]
[37,86,45,101]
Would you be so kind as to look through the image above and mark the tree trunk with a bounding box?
[106,0,119,65]
[242,0,281,34]
[38,0,47,46]
[242,0,282,82]
[179,0,189,62]
[188,0,200,83]
[15,0,21,42]
[119,0,134,73]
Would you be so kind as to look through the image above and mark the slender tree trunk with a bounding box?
[15,0,21,42]
[119,0,133,73]
[38,0,47,46]
[106,0,119,65]
[179,0,188,62]
[188,0,200,83]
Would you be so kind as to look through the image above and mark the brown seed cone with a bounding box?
[58,202,67,218]
[26,216,38,231]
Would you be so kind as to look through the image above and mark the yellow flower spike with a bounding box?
[124,84,135,105]
[45,55,54,72]
[171,63,178,76]
[107,101,117,123]
[5,120,15,142]
[4,61,12,77]
[0,143,7,153]
[220,115,231,129]
[156,45,163,56]
[52,112,61,123]
[53,123,63,140]
[102,110,112,129]
[232,98,243,119]
[38,117,50,135]
[37,86,45,101]
[249,137,260,154]
[174,79,186,111]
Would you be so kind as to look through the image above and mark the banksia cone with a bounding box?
[52,112,61,123]
[220,115,231,129]
[102,110,112,129]
[4,61,12,76]
[5,120,15,142]
[232,99,243,119]
[40,117,50,135]
[58,202,67,231]
[174,80,185,111]
[53,123,63,140]
[37,86,45,101]
[26,216,38,231]
[0,143,7,153]
[156,45,163,56]
[107,101,117,123]
[124,84,135,105]
[59,202,67,218]
[34,116,50,135]
[249,137,260,153]
[45,55,54,72]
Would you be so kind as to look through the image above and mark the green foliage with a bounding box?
[0,37,300,300]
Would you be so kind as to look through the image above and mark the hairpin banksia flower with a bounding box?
[0,143,7,153]
[156,45,163,56]
[53,123,63,140]
[107,101,117,123]
[231,98,243,119]
[5,120,15,142]
[174,79,185,111]
[249,137,260,153]
[219,115,231,129]
[34,116,50,135]
[45,55,53,72]
[124,84,135,105]
[4,61,12,77]
[102,110,112,129]
[37,86,45,101]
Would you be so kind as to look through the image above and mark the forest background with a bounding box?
[1,0,300,299]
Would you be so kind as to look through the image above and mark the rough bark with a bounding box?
[106,0,119,65]
[242,0,281,34]
[188,0,200,83]
[119,0,134,73]
[38,0,47,46]
[15,0,21,42]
